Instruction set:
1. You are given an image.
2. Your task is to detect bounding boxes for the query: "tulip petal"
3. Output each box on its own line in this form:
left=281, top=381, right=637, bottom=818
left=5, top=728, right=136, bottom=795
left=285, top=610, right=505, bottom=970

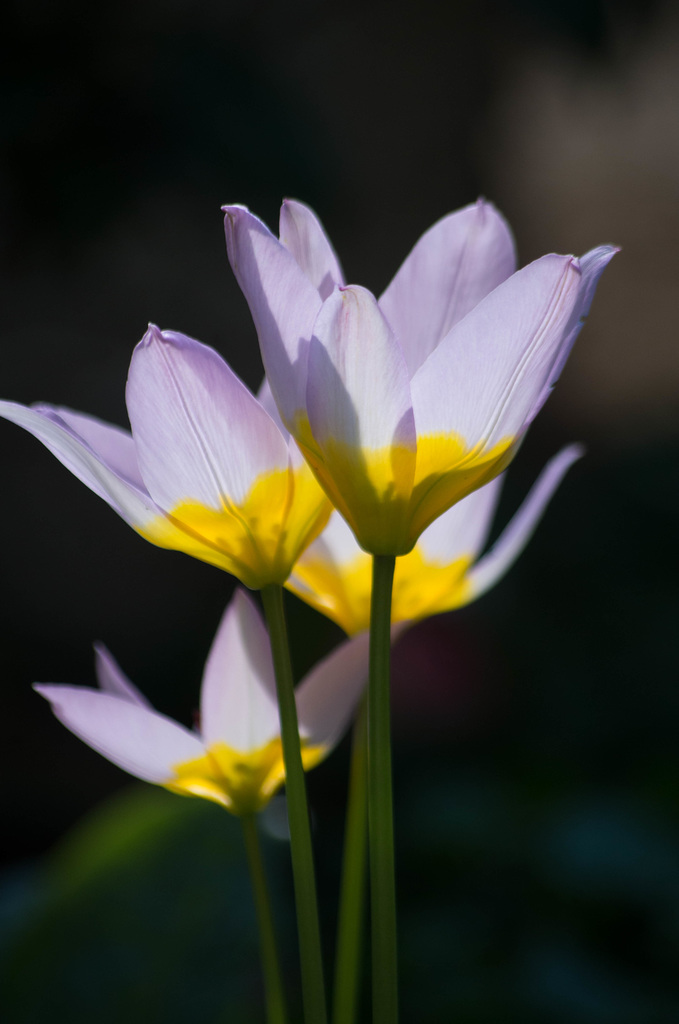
left=127, top=326, right=288, bottom=512
left=34, top=684, right=205, bottom=783
left=223, top=205, right=322, bottom=427
left=416, top=474, right=504, bottom=566
left=468, top=445, right=583, bottom=598
left=200, top=590, right=279, bottom=751
left=305, top=286, right=417, bottom=551
left=0, top=400, right=160, bottom=528
left=411, top=254, right=587, bottom=450
left=380, top=200, right=516, bottom=375
left=35, top=405, right=145, bottom=490
left=279, top=199, right=344, bottom=299
left=93, top=643, right=152, bottom=708
left=525, top=245, right=618, bottom=425
left=296, top=630, right=370, bottom=752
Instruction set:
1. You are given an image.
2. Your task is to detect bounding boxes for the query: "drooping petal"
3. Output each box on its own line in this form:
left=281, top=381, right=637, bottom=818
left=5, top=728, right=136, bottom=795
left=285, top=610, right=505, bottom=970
left=467, top=444, right=583, bottom=599
left=296, top=630, right=370, bottom=753
left=305, top=285, right=417, bottom=552
left=223, top=204, right=322, bottom=428
left=0, top=401, right=161, bottom=528
left=379, top=200, right=517, bottom=376
left=279, top=199, right=344, bottom=299
left=200, top=590, right=279, bottom=752
left=35, top=405, right=145, bottom=490
left=127, top=326, right=288, bottom=512
left=34, top=684, right=204, bottom=783
left=93, top=643, right=151, bottom=707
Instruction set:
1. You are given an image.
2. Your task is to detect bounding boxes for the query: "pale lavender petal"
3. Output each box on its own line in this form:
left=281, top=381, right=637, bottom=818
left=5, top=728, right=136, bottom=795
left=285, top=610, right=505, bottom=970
left=307, top=285, right=416, bottom=452
left=223, top=205, right=322, bottom=427
left=126, top=326, right=288, bottom=511
left=200, top=590, right=279, bottom=752
left=380, top=200, right=517, bottom=376
left=296, top=509, right=362, bottom=570
left=411, top=254, right=589, bottom=449
left=525, top=245, right=618, bottom=425
left=279, top=199, right=345, bottom=299
left=0, top=400, right=160, bottom=528
left=34, top=684, right=204, bottom=783
left=93, top=643, right=151, bottom=708
left=468, top=445, right=583, bottom=598
left=296, top=630, right=370, bottom=752
left=35, top=406, right=145, bottom=490
left=416, top=474, right=505, bottom=565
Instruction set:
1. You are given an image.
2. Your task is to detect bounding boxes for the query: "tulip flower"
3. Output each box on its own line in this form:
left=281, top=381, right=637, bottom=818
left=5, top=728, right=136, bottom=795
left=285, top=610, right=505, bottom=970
left=0, top=325, right=331, bottom=588
left=35, top=590, right=369, bottom=816
left=224, top=199, right=616, bottom=555
left=286, top=445, right=582, bottom=635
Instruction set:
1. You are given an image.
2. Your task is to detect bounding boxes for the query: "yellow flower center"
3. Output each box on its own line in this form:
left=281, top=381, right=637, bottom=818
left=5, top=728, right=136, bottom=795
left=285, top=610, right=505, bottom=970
left=288, top=545, right=475, bottom=635
left=136, top=463, right=331, bottom=588
left=166, top=737, right=325, bottom=816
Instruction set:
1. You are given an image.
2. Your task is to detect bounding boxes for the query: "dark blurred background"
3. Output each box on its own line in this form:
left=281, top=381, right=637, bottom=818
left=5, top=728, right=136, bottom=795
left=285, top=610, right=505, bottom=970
left=1, top=0, right=678, bottom=1021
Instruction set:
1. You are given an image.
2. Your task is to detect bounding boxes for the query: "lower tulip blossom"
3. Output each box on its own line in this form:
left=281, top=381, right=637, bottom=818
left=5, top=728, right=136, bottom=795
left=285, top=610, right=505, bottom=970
left=224, top=199, right=616, bottom=555
left=35, top=590, right=370, bottom=816
left=0, top=326, right=331, bottom=588
left=286, top=446, right=582, bottom=635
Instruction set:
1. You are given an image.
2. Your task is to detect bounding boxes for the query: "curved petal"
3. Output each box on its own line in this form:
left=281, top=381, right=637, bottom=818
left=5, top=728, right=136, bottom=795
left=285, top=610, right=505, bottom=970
left=379, top=200, right=517, bottom=375
left=285, top=511, right=372, bottom=635
left=279, top=199, right=344, bottom=299
left=416, top=473, right=505, bottom=565
left=93, top=643, right=152, bottom=708
left=468, top=444, right=583, bottom=598
left=35, top=405, right=145, bottom=489
left=296, top=630, right=370, bottom=752
left=525, top=245, right=619, bottom=425
left=127, top=326, right=289, bottom=512
left=411, top=254, right=587, bottom=450
left=200, top=590, right=279, bottom=751
left=34, top=684, right=205, bottom=783
left=223, top=204, right=322, bottom=428
left=305, top=286, right=417, bottom=552
left=0, top=400, right=160, bottom=528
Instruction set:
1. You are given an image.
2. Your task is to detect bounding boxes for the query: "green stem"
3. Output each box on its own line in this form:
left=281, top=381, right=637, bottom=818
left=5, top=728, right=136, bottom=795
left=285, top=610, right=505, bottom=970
left=368, top=554, right=398, bottom=1024
left=241, top=814, right=288, bottom=1024
left=332, top=695, right=369, bottom=1024
left=261, top=584, right=327, bottom=1024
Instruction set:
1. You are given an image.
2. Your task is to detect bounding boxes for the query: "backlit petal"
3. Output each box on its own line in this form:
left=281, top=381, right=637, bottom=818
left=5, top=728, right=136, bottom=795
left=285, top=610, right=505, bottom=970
left=305, top=286, right=417, bottom=551
left=296, top=631, right=370, bottom=752
left=279, top=199, right=344, bottom=299
left=200, top=591, right=279, bottom=751
left=34, top=684, right=204, bottom=783
left=416, top=474, right=504, bottom=565
left=0, top=400, right=160, bottom=528
left=224, top=204, right=322, bottom=427
left=127, top=326, right=288, bottom=511
left=411, top=254, right=584, bottom=449
left=94, top=643, right=151, bottom=707
left=468, top=444, right=583, bottom=599
left=380, top=200, right=516, bottom=375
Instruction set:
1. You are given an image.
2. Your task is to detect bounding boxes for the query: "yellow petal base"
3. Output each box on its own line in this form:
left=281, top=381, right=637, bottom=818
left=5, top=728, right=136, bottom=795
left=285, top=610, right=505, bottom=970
left=166, top=737, right=325, bottom=816
left=288, top=546, right=475, bottom=635
left=295, top=412, right=514, bottom=556
left=136, top=463, right=331, bottom=589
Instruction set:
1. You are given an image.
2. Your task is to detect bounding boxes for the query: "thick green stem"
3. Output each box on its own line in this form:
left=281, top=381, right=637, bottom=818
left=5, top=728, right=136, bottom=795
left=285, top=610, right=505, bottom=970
left=241, top=814, right=288, bottom=1024
left=332, top=695, right=369, bottom=1024
left=368, top=554, right=398, bottom=1024
left=261, top=584, right=327, bottom=1024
